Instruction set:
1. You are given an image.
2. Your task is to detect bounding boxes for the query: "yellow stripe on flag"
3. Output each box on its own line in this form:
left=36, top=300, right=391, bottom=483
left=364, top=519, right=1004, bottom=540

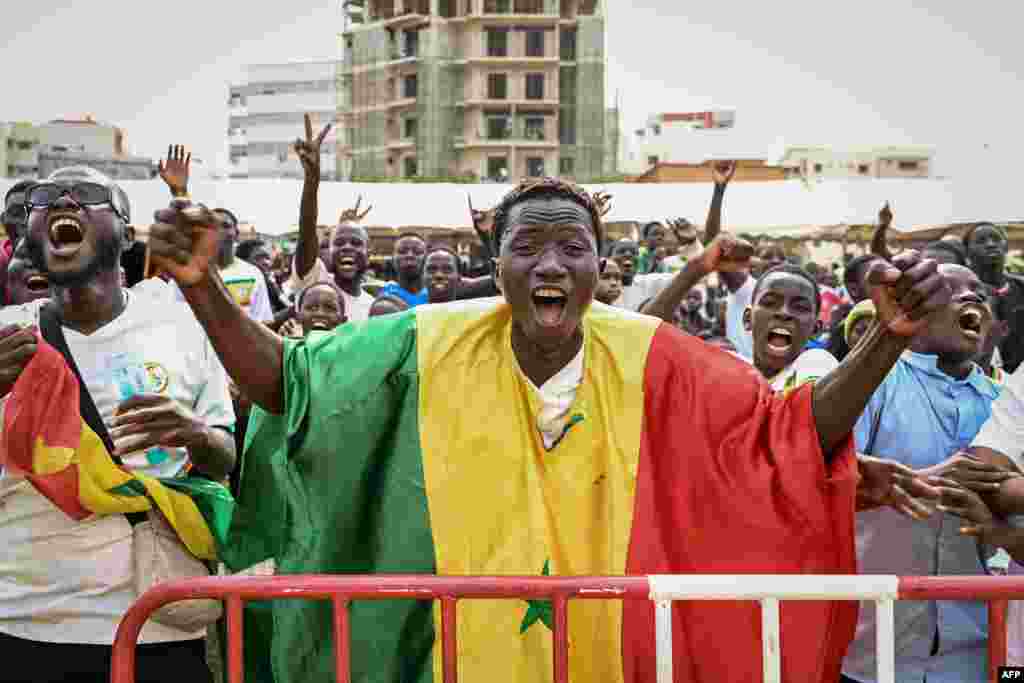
left=416, top=299, right=659, bottom=683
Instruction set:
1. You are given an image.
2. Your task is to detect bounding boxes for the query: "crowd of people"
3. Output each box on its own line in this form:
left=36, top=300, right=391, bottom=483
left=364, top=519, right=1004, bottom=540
left=0, top=112, right=1023, bottom=683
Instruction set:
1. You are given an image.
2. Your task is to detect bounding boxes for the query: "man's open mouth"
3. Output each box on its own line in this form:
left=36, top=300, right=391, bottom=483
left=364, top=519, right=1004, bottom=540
left=310, top=319, right=332, bottom=331
left=337, top=256, right=357, bottom=269
left=957, top=305, right=986, bottom=340
left=532, top=287, right=568, bottom=326
left=25, top=274, right=48, bottom=292
left=764, top=327, right=795, bottom=357
left=48, top=214, right=85, bottom=257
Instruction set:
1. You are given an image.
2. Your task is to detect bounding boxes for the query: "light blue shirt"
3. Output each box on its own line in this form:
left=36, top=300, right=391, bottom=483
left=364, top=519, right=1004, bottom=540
left=843, top=351, right=1001, bottom=683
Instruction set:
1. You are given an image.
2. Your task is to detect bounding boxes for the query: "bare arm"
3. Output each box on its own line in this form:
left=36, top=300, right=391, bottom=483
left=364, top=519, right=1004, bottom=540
left=294, top=114, right=331, bottom=280
left=703, top=162, right=747, bottom=293
left=640, top=235, right=753, bottom=322
left=812, top=253, right=951, bottom=456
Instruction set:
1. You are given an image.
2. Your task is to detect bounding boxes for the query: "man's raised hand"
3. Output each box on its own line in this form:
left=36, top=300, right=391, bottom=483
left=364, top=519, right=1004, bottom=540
left=339, top=195, right=372, bottom=224
left=866, top=249, right=951, bottom=337
left=468, top=195, right=496, bottom=257
left=667, top=217, right=695, bottom=244
left=712, top=160, right=736, bottom=187
left=593, top=191, right=612, bottom=217
left=148, top=202, right=224, bottom=287
left=294, top=113, right=332, bottom=179
left=157, top=145, right=191, bottom=198
left=871, top=202, right=893, bottom=259
left=698, top=233, right=754, bottom=274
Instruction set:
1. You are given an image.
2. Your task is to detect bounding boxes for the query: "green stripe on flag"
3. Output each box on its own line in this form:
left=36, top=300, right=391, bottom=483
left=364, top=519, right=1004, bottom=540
left=232, top=311, right=437, bottom=683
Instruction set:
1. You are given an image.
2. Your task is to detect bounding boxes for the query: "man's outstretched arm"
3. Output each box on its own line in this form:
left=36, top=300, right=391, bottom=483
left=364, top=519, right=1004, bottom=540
left=294, top=113, right=331, bottom=281
left=149, top=203, right=286, bottom=414
left=812, top=252, right=950, bottom=456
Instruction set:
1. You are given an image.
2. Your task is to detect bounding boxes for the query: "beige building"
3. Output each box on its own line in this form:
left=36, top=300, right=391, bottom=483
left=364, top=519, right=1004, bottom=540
left=338, top=0, right=614, bottom=182
left=0, top=123, right=40, bottom=179
left=778, top=145, right=933, bottom=179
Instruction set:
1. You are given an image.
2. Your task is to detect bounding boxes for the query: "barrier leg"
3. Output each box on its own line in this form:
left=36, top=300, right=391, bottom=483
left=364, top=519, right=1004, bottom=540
left=655, top=600, right=673, bottom=683
left=989, top=599, right=1008, bottom=683
left=441, top=597, right=458, bottom=683
left=761, top=598, right=781, bottom=683
left=332, top=597, right=351, bottom=683
left=226, top=596, right=245, bottom=683
left=875, top=598, right=895, bottom=683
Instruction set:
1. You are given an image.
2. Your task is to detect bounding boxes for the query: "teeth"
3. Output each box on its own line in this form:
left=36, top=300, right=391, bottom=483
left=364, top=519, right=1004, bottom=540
left=50, top=217, right=83, bottom=242
left=770, top=328, right=793, bottom=338
left=535, top=288, right=564, bottom=298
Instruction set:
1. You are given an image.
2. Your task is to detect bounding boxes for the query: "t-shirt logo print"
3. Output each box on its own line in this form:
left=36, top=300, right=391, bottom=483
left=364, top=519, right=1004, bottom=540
left=226, top=279, right=257, bottom=307
left=144, top=362, right=170, bottom=394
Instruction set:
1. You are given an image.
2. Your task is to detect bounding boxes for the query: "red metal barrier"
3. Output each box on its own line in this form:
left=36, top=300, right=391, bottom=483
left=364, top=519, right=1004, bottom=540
left=109, top=574, right=1024, bottom=683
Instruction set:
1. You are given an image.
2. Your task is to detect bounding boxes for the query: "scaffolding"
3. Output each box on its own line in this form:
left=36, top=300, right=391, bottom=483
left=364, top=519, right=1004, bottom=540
left=339, top=0, right=611, bottom=182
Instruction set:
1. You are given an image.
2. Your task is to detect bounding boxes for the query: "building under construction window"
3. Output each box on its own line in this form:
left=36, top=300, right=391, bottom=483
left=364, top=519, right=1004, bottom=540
left=403, top=74, right=418, bottom=98
left=525, top=29, right=544, bottom=57
left=525, top=73, right=544, bottom=100
left=526, top=157, right=545, bottom=177
left=487, top=28, right=509, bottom=57
left=488, top=73, right=508, bottom=99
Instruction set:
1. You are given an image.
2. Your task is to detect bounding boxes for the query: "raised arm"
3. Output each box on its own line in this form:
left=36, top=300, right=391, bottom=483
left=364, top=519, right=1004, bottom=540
left=703, top=162, right=747, bottom=293
left=149, top=202, right=286, bottom=414
left=294, top=114, right=332, bottom=280
left=812, top=251, right=950, bottom=455
left=641, top=234, right=753, bottom=322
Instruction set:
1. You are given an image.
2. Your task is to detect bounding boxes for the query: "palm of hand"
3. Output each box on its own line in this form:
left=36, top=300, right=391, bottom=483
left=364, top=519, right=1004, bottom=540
left=158, top=145, right=191, bottom=197
left=150, top=207, right=223, bottom=287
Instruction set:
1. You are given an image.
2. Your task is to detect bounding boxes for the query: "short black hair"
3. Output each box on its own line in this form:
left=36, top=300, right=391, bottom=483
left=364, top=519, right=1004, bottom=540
left=424, top=245, right=463, bottom=275
left=963, top=222, right=1008, bottom=248
left=843, top=254, right=880, bottom=292
left=492, top=178, right=604, bottom=256
left=296, top=281, right=344, bottom=312
left=606, top=238, right=637, bottom=257
left=396, top=232, right=426, bottom=244
left=235, top=239, right=267, bottom=262
left=4, top=180, right=34, bottom=205
left=922, top=240, right=967, bottom=265
left=213, top=207, right=239, bottom=228
left=752, top=263, right=821, bottom=314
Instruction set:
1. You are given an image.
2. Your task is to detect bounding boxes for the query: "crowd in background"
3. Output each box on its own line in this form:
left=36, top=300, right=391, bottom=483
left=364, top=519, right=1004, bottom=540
left=1, top=118, right=1024, bottom=683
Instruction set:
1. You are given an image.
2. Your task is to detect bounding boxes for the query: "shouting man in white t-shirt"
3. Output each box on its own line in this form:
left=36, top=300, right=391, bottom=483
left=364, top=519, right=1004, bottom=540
left=0, top=166, right=235, bottom=682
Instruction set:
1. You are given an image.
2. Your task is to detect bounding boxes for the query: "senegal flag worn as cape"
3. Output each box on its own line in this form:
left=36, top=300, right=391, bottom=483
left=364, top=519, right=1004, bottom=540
left=1, top=334, right=234, bottom=561
left=227, top=298, right=859, bottom=683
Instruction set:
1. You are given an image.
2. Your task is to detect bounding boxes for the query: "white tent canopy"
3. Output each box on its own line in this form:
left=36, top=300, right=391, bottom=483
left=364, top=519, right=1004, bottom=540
left=1, top=177, right=1018, bottom=237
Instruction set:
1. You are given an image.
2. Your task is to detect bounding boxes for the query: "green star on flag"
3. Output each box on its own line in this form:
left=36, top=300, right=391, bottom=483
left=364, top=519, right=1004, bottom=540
left=519, top=560, right=553, bottom=634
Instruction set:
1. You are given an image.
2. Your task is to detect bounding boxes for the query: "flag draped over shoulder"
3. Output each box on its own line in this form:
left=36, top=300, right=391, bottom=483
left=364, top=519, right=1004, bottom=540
left=1, top=335, right=233, bottom=561
left=231, top=298, right=859, bottom=683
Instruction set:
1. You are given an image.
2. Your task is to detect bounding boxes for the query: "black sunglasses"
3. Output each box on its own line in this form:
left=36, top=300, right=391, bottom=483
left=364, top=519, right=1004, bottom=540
left=27, top=181, right=129, bottom=222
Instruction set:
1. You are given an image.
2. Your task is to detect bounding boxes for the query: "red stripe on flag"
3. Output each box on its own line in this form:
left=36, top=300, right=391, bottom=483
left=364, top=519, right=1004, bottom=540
left=621, top=324, right=859, bottom=683
left=27, top=468, right=91, bottom=520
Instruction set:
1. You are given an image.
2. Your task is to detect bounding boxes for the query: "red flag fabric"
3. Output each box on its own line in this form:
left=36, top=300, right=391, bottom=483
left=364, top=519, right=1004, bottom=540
left=623, top=324, right=860, bottom=682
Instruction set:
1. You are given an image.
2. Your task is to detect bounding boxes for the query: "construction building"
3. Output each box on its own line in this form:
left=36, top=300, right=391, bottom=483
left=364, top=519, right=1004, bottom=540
left=228, top=61, right=340, bottom=179
left=337, top=0, right=614, bottom=183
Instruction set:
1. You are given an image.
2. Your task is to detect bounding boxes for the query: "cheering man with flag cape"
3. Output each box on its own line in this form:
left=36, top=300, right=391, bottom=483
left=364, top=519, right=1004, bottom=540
left=150, top=178, right=949, bottom=683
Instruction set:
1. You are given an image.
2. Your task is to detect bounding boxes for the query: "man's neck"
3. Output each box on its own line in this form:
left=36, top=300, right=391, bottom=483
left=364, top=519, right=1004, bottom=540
left=53, top=270, right=126, bottom=335
left=218, top=252, right=235, bottom=270
left=511, top=323, right=583, bottom=388
left=936, top=354, right=974, bottom=381
left=397, top=273, right=423, bottom=294
left=334, top=272, right=364, bottom=297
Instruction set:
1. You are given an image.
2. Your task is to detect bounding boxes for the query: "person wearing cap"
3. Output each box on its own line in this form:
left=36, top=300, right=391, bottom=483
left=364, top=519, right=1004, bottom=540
left=964, top=222, right=1024, bottom=373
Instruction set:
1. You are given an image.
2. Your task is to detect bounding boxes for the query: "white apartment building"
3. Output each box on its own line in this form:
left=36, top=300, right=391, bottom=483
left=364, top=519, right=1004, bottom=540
left=778, top=145, right=933, bottom=179
left=622, top=110, right=748, bottom=174
left=228, top=61, right=340, bottom=179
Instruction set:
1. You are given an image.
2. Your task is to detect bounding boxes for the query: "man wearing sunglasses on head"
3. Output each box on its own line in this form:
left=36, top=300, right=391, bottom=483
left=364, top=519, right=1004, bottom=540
left=0, top=166, right=235, bottom=683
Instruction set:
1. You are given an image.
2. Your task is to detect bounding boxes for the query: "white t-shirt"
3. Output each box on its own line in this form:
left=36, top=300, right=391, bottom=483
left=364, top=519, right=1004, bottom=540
left=0, top=282, right=235, bottom=645
left=760, top=348, right=838, bottom=392
left=287, top=256, right=374, bottom=322
left=613, top=273, right=676, bottom=312
left=726, top=276, right=755, bottom=359
left=521, top=348, right=584, bottom=450
left=973, top=362, right=1024, bottom=470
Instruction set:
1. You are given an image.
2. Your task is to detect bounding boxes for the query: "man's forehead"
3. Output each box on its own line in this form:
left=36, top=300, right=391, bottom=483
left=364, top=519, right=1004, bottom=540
left=939, top=263, right=980, bottom=285
left=333, top=224, right=367, bottom=240
left=758, top=272, right=814, bottom=298
left=507, top=197, right=592, bottom=225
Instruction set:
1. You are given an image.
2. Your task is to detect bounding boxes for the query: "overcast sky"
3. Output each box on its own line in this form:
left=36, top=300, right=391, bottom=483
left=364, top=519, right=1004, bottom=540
left=3, top=1, right=1021, bottom=177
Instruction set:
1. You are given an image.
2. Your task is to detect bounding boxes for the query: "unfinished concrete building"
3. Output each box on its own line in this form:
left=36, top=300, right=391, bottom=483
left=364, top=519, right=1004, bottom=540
left=338, top=0, right=613, bottom=182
